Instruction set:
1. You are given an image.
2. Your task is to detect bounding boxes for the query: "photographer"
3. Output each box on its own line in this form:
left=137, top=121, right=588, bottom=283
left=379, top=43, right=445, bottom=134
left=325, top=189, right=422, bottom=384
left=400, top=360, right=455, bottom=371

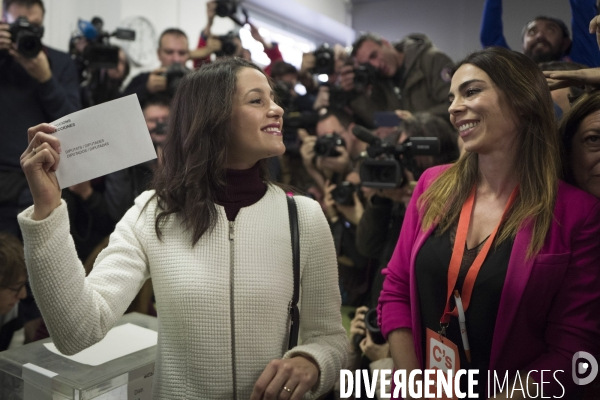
left=0, top=0, right=80, bottom=236
left=123, top=28, right=189, bottom=105
left=347, top=306, right=392, bottom=400
left=341, top=32, right=454, bottom=128
left=79, top=46, right=130, bottom=108
left=299, top=109, right=367, bottom=193
left=301, top=44, right=350, bottom=111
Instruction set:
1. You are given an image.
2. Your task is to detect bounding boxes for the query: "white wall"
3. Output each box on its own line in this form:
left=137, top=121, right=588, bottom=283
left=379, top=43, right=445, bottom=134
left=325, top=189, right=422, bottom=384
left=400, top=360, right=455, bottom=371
left=351, top=0, right=573, bottom=62
left=41, top=0, right=235, bottom=67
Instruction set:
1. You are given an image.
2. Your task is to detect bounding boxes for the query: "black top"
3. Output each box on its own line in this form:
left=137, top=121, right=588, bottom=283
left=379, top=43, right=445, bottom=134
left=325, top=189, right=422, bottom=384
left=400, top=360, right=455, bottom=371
left=416, top=227, right=513, bottom=397
left=215, top=163, right=267, bottom=221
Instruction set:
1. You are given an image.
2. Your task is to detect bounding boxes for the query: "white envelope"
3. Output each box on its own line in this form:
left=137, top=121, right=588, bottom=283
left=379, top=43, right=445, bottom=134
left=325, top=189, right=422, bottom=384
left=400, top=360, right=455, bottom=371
left=51, top=95, right=157, bottom=188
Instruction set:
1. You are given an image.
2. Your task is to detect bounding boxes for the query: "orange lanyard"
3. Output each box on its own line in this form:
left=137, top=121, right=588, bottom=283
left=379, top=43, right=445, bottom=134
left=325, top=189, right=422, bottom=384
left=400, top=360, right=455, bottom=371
left=440, top=184, right=519, bottom=327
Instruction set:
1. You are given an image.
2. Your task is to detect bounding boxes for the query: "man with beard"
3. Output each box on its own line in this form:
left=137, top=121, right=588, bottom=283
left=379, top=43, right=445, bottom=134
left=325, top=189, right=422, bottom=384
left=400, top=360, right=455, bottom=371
left=480, top=0, right=600, bottom=67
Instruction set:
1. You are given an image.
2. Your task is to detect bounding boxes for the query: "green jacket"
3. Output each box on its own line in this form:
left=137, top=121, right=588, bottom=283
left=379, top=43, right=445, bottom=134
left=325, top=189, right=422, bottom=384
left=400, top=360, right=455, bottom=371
left=349, top=33, right=454, bottom=127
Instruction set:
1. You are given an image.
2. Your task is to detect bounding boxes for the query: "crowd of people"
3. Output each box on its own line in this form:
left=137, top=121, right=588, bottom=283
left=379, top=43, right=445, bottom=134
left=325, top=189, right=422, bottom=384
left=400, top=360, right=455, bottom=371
left=2, top=0, right=600, bottom=398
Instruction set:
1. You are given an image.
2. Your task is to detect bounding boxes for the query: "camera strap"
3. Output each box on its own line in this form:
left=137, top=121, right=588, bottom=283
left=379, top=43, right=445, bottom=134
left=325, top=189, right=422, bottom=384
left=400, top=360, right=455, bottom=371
left=286, top=195, right=300, bottom=350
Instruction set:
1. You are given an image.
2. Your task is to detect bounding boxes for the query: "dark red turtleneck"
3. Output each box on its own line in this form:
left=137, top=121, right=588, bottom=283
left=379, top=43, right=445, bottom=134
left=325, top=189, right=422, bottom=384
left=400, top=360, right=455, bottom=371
left=215, top=163, right=267, bottom=221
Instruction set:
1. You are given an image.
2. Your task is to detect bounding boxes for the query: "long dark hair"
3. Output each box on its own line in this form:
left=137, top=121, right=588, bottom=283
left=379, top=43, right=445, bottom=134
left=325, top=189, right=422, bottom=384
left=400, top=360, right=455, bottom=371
left=419, top=47, right=560, bottom=257
left=151, top=58, right=273, bottom=245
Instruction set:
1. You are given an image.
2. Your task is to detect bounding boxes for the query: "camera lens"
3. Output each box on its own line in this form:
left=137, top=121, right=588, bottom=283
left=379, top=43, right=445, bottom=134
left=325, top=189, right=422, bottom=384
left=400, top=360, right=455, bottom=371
left=16, top=33, right=42, bottom=58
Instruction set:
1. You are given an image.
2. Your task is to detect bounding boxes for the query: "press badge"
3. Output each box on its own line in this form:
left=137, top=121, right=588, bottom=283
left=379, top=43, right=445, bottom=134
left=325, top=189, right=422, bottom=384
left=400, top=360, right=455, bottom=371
left=425, top=327, right=459, bottom=400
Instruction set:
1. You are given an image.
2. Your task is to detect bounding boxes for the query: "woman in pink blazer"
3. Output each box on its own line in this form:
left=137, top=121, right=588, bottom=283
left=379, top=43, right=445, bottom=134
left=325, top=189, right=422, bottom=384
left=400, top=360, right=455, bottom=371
left=378, top=47, right=600, bottom=399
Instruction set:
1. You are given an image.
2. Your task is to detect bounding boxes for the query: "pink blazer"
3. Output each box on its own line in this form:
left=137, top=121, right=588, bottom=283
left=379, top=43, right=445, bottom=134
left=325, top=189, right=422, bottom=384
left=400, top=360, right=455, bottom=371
left=378, top=165, right=600, bottom=396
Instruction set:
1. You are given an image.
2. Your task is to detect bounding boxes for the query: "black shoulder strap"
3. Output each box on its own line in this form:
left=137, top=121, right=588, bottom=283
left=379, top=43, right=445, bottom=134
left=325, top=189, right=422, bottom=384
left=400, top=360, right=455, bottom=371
left=286, top=195, right=300, bottom=350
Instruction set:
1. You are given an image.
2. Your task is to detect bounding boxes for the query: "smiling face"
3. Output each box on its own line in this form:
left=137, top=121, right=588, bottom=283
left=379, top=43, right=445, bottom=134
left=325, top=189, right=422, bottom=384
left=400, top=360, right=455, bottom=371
left=570, top=110, right=600, bottom=198
left=523, top=19, right=569, bottom=63
left=354, top=39, right=399, bottom=78
left=448, top=64, right=520, bottom=155
left=228, top=67, right=285, bottom=169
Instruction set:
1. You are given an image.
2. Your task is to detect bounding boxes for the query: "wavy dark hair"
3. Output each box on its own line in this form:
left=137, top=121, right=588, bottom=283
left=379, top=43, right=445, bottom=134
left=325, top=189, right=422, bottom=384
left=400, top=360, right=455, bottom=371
left=151, top=58, right=274, bottom=245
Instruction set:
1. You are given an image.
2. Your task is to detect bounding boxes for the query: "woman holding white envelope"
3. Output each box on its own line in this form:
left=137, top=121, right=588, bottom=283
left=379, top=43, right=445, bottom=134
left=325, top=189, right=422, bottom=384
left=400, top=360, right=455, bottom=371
left=18, top=58, right=347, bottom=400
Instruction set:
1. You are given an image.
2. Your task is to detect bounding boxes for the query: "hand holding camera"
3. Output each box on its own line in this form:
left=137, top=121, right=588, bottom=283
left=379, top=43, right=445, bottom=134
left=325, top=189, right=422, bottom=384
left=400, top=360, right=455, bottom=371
left=0, top=23, right=11, bottom=51
left=1, top=19, right=51, bottom=82
left=325, top=178, right=364, bottom=226
left=146, top=67, right=167, bottom=93
left=350, top=307, right=389, bottom=362
left=316, top=140, right=351, bottom=175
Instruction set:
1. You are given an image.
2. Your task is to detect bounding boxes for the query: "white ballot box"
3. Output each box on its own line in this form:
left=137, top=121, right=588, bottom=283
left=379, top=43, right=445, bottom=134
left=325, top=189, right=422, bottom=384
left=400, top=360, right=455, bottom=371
left=0, top=313, right=158, bottom=400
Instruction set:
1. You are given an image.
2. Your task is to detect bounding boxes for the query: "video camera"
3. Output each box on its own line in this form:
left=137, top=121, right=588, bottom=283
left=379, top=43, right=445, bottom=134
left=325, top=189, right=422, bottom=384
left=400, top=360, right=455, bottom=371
left=77, top=18, right=135, bottom=69
left=9, top=17, right=44, bottom=58
left=352, top=308, right=386, bottom=352
left=352, top=125, right=439, bottom=189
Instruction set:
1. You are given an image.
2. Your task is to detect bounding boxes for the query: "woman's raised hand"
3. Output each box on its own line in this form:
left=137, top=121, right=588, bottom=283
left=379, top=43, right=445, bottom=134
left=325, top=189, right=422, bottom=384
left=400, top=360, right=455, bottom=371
left=20, top=123, right=62, bottom=220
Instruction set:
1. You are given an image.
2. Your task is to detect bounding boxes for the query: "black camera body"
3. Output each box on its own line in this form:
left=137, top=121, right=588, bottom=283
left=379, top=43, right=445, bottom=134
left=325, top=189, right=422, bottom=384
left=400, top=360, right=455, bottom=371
left=165, top=63, right=190, bottom=96
left=151, top=121, right=168, bottom=136
left=314, top=133, right=345, bottom=157
left=77, top=19, right=135, bottom=69
left=352, top=308, right=386, bottom=353
left=353, top=63, right=377, bottom=93
left=331, top=181, right=358, bottom=206
left=215, top=32, right=238, bottom=57
left=216, top=0, right=238, bottom=18
left=9, top=17, right=44, bottom=58
left=360, top=137, right=440, bottom=189
left=312, top=44, right=335, bottom=75
left=351, top=125, right=440, bottom=189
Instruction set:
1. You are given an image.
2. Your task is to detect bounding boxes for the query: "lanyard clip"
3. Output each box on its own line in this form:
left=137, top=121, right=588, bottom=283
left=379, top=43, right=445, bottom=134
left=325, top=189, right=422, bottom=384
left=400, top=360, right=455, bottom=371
left=438, top=323, right=448, bottom=339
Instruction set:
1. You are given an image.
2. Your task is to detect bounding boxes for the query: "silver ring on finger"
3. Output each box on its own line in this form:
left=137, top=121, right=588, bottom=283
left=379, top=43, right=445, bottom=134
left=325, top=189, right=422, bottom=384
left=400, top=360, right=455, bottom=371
left=32, top=147, right=37, bottom=155
left=282, top=386, right=292, bottom=393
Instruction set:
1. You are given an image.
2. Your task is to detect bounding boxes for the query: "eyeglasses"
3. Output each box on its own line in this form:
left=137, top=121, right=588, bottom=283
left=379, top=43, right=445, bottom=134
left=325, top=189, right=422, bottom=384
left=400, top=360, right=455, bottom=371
left=0, top=281, right=27, bottom=295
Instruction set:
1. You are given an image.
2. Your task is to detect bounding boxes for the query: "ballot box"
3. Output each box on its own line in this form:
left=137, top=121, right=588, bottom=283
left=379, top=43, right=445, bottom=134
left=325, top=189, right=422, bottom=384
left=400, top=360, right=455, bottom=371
left=0, top=312, right=158, bottom=400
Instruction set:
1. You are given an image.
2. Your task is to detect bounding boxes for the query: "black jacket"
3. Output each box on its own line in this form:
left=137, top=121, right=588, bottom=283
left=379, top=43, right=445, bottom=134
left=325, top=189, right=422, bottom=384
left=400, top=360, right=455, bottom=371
left=0, top=46, right=81, bottom=172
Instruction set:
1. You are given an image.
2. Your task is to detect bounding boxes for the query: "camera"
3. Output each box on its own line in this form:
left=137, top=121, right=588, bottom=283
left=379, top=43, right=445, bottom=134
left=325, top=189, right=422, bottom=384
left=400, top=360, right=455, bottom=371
left=150, top=121, right=168, bottom=136
left=327, top=85, right=350, bottom=110
left=314, top=133, right=345, bottom=157
left=215, top=32, right=238, bottom=57
left=165, top=63, right=190, bottom=96
left=352, top=125, right=440, bottom=189
left=9, top=17, right=44, bottom=58
left=215, top=0, right=239, bottom=18
left=312, top=44, right=335, bottom=75
left=331, top=181, right=358, bottom=206
left=76, top=18, right=135, bottom=69
left=352, top=308, right=386, bottom=352
left=353, top=63, right=377, bottom=93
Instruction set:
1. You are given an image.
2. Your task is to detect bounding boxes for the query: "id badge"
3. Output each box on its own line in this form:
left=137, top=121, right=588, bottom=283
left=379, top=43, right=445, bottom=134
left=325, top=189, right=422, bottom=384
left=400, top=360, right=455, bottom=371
left=425, top=328, right=460, bottom=400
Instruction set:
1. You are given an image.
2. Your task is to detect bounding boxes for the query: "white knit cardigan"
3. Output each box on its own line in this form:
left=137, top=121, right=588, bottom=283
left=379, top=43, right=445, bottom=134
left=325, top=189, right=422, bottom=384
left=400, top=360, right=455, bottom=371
left=18, top=185, right=348, bottom=399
